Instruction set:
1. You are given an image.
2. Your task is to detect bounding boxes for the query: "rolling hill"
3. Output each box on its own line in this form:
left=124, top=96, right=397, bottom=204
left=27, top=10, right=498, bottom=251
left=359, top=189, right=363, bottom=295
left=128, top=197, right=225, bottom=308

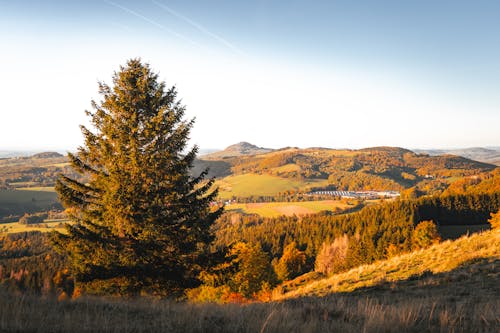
left=1, top=146, right=496, bottom=205
left=198, top=144, right=497, bottom=198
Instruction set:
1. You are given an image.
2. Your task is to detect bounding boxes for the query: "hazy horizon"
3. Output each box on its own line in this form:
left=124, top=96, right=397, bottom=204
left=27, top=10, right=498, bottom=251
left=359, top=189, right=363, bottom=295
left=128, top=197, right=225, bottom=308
left=1, top=142, right=500, bottom=157
left=1, top=1, right=499, bottom=150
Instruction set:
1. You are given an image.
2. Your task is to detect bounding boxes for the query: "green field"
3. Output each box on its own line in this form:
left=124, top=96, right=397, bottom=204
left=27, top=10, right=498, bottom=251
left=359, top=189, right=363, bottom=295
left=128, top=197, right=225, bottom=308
left=225, top=200, right=353, bottom=217
left=0, top=189, right=61, bottom=219
left=0, top=219, right=70, bottom=234
left=216, top=173, right=329, bottom=199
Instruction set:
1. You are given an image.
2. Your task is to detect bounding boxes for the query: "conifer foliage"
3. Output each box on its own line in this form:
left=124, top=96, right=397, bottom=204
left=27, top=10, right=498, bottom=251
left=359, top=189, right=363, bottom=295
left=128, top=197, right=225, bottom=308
left=52, top=59, right=222, bottom=296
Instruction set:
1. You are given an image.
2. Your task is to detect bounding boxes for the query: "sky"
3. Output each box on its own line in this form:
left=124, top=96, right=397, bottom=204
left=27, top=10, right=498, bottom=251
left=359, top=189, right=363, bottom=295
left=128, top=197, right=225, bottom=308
left=0, top=0, right=499, bottom=151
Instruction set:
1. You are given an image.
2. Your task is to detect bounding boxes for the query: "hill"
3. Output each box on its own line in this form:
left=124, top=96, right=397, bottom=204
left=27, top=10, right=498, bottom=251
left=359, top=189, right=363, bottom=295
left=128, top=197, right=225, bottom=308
left=201, top=142, right=273, bottom=160
left=275, top=229, right=499, bottom=299
left=200, top=145, right=496, bottom=199
left=32, top=152, right=64, bottom=159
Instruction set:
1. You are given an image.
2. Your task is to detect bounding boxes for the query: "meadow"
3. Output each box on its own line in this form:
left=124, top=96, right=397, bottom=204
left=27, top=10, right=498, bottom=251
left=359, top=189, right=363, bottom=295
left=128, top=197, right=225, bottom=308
left=0, top=219, right=69, bottom=234
left=0, top=189, right=61, bottom=221
left=225, top=200, right=354, bottom=217
left=215, top=173, right=329, bottom=199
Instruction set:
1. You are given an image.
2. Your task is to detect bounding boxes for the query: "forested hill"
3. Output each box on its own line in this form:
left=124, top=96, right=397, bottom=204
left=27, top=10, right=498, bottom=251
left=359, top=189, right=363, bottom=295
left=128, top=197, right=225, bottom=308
left=196, top=145, right=496, bottom=192
left=0, top=146, right=496, bottom=194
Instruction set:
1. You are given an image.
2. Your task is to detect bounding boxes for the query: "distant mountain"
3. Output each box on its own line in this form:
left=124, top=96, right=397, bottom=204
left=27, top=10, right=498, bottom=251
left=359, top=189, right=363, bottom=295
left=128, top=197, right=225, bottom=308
left=201, top=142, right=273, bottom=160
left=32, top=152, right=64, bottom=159
left=413, top=147, right=500, bottom=165
left=195, top=145, right=497, bottom=197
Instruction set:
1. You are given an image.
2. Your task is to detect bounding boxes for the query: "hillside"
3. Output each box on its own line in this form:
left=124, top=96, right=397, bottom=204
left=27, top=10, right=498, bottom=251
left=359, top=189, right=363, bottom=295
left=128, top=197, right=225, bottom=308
left=275, top=229, right=499, bottom=299
left=200, top=145, right=496, bottom=198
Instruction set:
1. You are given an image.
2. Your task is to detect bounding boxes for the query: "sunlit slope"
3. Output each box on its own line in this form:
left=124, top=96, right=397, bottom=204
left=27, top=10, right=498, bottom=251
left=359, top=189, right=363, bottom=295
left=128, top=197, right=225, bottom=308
left=275, top=229, right=499, bottom=299
left=215, top=173, right=329, bottom=199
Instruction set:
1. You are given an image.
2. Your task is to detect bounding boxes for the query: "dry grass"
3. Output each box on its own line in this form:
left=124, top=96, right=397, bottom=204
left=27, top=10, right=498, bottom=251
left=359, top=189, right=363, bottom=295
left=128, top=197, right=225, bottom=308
left=16, top=186, right=56, bottom=192
left=225, top=200, right=351, bottom=217
left=276, top=229, right=500, bottom=299
left=1, top=281, right=497, bottom=333
left=0, top=220, right=71, bottom=234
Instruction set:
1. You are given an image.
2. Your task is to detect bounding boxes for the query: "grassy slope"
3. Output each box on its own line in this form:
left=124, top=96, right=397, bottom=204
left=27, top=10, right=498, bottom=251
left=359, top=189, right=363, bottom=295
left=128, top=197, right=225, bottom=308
left=216, top=173, right=329, bottom=199
left=275, top=229, right=499, bottom=299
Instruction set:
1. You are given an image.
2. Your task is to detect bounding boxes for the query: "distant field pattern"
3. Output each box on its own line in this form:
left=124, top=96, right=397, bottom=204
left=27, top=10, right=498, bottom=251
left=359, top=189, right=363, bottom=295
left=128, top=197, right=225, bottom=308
left=225, top=200, right=352, bottom=217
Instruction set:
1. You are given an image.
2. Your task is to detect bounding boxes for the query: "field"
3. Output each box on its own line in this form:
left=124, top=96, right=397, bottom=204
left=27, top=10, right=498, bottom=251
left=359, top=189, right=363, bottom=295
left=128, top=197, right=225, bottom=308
left=0, top=189, right=61, bottom=220
left=0, top=288, right=496, bottom=333
left=216, top=173, right=329, bottom=199
left=0, top=219, right=70, bottom=234
left=225, top=200, right=354, bottom=217
left=16, top=186, right=56, bottom=192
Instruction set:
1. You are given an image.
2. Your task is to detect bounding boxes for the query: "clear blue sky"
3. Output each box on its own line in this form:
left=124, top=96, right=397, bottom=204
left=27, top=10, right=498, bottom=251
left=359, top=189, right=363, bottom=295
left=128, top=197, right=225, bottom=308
left=1, top=0, right=499, bottom=150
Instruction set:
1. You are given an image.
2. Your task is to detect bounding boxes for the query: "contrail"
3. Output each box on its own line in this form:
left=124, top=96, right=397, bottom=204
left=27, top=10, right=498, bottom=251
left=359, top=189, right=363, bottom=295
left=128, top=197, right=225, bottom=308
left=152, top=0, right=245, bottom=56
left=104, top=0, right=204, bottom=49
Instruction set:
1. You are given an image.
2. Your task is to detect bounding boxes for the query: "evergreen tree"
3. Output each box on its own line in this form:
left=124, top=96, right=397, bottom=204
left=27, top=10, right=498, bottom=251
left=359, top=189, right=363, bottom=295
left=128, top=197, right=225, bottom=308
left=52, top=59, right=223, bottom=296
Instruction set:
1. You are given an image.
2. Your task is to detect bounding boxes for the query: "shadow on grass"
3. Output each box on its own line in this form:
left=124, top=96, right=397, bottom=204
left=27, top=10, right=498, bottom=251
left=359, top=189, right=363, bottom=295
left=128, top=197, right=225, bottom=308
left=290, top=256, right=499, bottom=303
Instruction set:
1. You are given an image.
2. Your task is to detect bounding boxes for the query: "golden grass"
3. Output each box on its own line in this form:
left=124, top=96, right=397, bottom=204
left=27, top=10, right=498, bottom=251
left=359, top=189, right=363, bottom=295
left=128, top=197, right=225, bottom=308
left=276, top=229, right=500, bottom=299
left=15, top=186, right=56, bottom=192
left=226, top=200, right=351, bottom=217
left=1, top=269, right=497, bottom=333
left=271, top=163, right=301, bottom=173
left=0, top=220, right=71, bottom=234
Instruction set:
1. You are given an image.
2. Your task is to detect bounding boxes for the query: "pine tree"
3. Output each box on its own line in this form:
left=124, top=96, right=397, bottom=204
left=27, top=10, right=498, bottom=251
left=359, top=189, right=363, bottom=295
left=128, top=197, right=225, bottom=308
left=52, top=59, right=223, bottom=296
